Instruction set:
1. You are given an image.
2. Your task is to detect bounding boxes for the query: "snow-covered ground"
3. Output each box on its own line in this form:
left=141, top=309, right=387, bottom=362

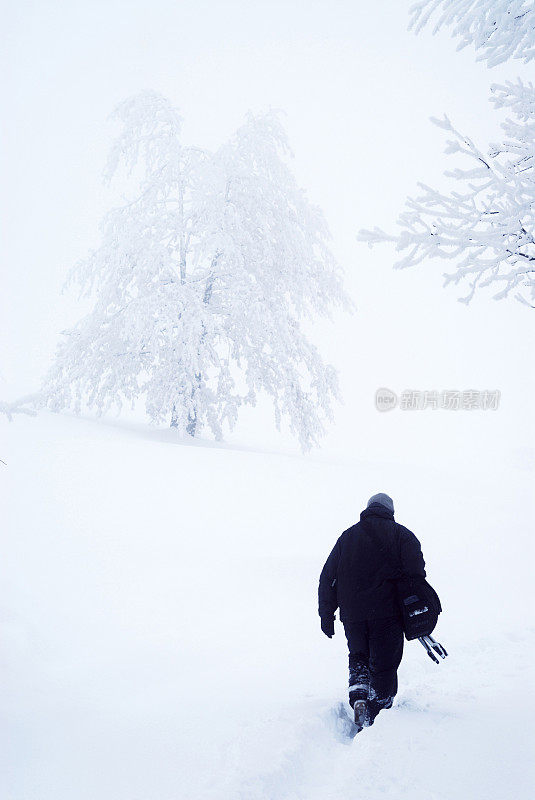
left=2, top=412, right=534, bottom=799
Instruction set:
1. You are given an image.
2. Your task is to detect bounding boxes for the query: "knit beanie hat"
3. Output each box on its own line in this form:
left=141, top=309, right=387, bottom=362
left=367, top=492, right=394, bottom=513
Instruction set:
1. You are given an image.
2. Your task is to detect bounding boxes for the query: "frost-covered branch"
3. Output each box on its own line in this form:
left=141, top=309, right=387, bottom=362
left=0, top=394, right=40, bottom=421
left=360, top=2, right=535, bottom=308
left=359, top=81, right=535, bottom=306
left=409, top=0, right=535, bottom=67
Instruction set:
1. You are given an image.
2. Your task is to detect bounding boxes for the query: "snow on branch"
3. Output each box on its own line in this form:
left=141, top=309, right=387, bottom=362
left=359, top=80, right=535, bottom=307
left=0, top=394, right=40, bottom=421
left=409, top=0, right=535, bottom=67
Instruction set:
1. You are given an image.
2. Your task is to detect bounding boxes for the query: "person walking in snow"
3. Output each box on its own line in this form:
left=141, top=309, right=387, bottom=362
left=318, top=493, right=426, bottom=731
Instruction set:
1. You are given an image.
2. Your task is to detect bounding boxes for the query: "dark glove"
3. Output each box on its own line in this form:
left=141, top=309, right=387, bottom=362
left=321, top=616, right=335, bottom=638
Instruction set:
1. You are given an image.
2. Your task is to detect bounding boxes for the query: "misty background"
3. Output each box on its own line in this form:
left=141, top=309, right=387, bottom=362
left=2, top=0, right=533, bottom=476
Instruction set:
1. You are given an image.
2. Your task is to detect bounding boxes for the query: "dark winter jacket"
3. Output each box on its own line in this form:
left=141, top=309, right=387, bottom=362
left=318, top=504, right=426, bottom=623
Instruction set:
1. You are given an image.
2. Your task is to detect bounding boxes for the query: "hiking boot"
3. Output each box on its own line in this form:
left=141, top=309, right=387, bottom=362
left=353, top=699, right=368, bottom=729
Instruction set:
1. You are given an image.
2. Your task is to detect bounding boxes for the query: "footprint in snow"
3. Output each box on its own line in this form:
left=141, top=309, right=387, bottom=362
left=330, top=702, right=360, bottom=742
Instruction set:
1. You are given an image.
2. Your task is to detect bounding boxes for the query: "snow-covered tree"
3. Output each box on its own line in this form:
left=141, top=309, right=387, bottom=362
left=409, top=0, right=535, bottom=67
left=43, top=92, right=350, bottom=450
left=359, top=1, right=535, bottom=308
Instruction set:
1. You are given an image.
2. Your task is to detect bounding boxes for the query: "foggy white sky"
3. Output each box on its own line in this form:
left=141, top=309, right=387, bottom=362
left=1, top=0, right=533, bottom=473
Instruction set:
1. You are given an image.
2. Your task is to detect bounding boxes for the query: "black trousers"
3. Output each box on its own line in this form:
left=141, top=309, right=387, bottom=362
left=343, top=615, right=404, bottom=722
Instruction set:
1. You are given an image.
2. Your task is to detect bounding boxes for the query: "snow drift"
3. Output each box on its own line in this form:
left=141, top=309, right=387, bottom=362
left=1, top=412, right=533, bottom=799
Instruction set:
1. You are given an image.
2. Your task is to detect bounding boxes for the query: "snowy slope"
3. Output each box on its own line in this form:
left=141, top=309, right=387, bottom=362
left=1, top=413, right=534, bottom=800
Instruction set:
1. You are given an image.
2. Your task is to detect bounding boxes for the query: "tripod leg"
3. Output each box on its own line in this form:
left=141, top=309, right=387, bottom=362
left=418, top=636, right=439, bottom=664
left=426, top=635, right=448, bottom=659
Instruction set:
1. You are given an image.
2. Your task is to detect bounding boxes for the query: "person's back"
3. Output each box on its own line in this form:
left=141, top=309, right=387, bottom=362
left=318, top=492, right=426, bottom=731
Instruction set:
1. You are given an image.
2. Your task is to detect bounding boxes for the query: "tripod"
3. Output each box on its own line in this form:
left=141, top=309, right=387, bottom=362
left=418, top=634, right=448, bottom=664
